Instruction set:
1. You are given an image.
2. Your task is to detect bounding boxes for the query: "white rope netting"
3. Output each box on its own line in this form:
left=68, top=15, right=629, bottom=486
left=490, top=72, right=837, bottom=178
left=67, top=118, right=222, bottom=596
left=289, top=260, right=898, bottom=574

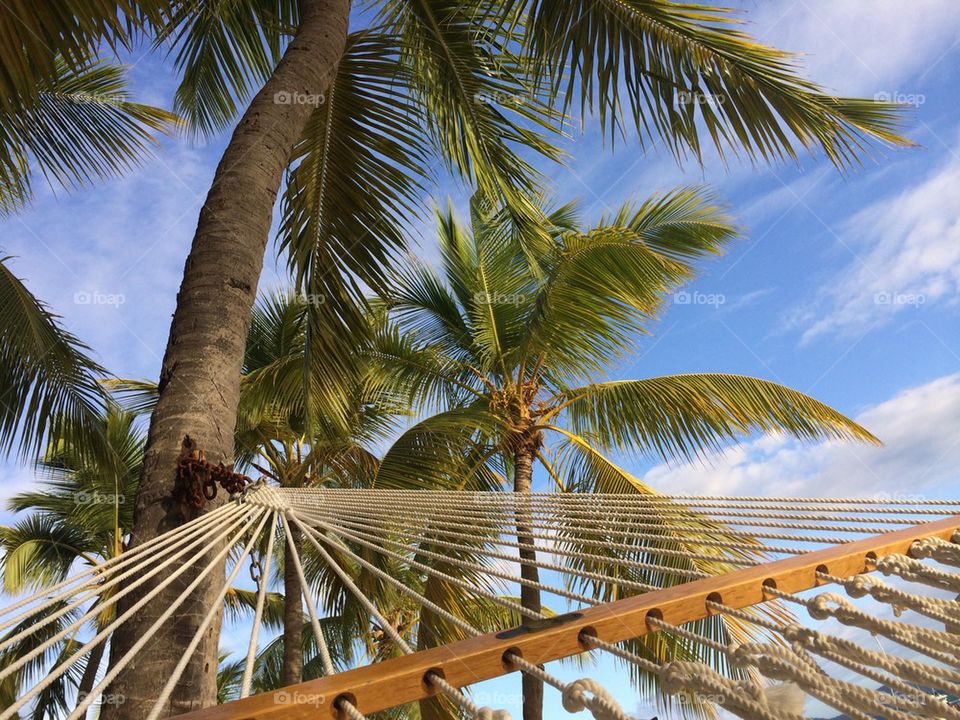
left=1, top=486, right=957, bottom=720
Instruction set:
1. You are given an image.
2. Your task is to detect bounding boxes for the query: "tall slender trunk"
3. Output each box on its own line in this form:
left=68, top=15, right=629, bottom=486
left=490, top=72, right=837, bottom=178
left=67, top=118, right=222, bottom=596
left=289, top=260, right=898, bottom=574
left=514, top=440, right=543, bottom=720
left=100, top=2, right=350, bottom=717
left=282, top=523, right=304, bottom=686
left=76, top=636, right=106, bottom=710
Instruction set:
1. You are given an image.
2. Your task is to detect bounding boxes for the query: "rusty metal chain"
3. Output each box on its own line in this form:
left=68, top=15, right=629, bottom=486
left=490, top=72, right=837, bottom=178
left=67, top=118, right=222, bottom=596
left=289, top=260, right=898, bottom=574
left=174, top=452, right=252, bottom=509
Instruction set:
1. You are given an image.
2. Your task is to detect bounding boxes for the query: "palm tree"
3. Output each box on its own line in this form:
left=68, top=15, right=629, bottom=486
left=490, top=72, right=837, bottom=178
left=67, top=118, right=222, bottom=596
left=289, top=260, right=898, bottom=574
left=367, top=189, right=879, bottom=719
left=0, top=406, right=142, bottom=717
left=4, top=2, right=912, bottom=712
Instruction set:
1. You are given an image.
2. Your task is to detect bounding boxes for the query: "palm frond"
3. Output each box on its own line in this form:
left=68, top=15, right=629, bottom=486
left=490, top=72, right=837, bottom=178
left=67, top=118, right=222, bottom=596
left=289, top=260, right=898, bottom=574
left=520, top=227, right=691, bottom=377
left=0, top=0, right=162, bottom=110
left=366, top=324, right=484, bottom=413
left=101, top=378, right=159, bottom=416
left=0, top=603, right=87, bottom=718
left=602, top=186, right=736, bottom=261
left=155, top=0, right=298, bottom=134
left=0, top=58, right=177, bottom=213
left=223, top=587, right=286, bottom=630
left=0, top=516, right=98, bottom=593
left=0, top=258, right=107, bottom=460
left=278, top=30, right=433, bottom=429
left=553, top=373, right=879, bottom=463
left=378, top=0, right=562, bottom=211
left=517, top=0, right=912, bottom=165
left=374, top=406, right=506, bottom=491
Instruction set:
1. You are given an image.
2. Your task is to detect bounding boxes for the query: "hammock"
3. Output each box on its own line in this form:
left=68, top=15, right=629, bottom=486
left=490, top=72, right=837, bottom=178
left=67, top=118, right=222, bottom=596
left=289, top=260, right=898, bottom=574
left=2, top=485, right=959, bottom=720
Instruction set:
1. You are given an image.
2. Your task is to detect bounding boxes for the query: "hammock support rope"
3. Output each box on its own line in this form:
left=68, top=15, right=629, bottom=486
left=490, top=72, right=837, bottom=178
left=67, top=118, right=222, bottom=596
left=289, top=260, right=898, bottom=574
left=1, top=486, right=957, bottom=720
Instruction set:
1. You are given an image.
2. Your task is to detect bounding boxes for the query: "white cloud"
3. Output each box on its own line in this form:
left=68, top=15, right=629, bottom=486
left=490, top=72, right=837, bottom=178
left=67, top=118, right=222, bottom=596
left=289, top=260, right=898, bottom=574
left=639, top=373, right=960, bottom=498
left=743, top=0, right=960, bottom=96
left=789, top=145, right=960, bottom=341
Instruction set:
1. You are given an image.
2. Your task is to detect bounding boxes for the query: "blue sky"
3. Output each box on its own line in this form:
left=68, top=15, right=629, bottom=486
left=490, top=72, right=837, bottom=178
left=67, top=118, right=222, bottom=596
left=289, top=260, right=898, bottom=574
left=2, top=0, right=960, bottom=717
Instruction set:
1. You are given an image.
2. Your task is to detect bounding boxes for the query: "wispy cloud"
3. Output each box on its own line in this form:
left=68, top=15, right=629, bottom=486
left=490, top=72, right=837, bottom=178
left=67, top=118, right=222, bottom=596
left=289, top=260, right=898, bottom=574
left=746, top=0, right=960, bottom=96
left=788, top=143, right=960, bottom=342
left=2, top=139, right=223, bottom=380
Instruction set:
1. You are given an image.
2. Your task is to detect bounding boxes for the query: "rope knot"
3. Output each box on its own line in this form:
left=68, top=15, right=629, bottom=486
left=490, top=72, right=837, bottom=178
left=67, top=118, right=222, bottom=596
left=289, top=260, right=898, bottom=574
left=911, top=537, right=960, bottom=566
left=561, top=677, right=626, bottom=720
left=476, top=708, right=512, bottom=719
left=875, top=554, right=913, bottom=577
left=808, top=593, right=843, bottom=620
left=842, top=574, right=874, bottom=598
left=781, top=624, right=816, bottom=647
left=660, top=662, right=698, bottom=695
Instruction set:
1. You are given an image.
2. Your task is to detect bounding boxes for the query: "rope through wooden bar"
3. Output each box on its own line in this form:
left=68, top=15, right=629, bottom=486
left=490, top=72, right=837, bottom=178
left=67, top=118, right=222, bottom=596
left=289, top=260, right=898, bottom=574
left=170, top=490, right=959, bottom=720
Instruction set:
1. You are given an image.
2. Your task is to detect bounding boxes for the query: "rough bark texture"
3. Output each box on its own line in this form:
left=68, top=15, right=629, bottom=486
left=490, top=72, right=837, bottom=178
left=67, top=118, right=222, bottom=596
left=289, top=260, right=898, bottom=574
left=101, top=1, right=351, bottom=717
left=282, top=523, right=304, bottom=686
left=514, top=442, right=543, bottom=720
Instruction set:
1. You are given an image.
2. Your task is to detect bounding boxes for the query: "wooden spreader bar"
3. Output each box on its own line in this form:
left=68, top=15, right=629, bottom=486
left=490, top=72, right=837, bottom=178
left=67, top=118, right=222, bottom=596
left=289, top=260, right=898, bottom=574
left=177, top=514, right=960, bottom=720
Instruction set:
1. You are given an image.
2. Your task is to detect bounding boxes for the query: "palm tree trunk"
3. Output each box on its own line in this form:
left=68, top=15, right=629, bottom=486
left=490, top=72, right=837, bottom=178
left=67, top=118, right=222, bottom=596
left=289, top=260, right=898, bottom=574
left=100, top=2, right=351, bottom=717
left=514, top=441, right=543, bottom=720
left=76, top=637, right=106, bottom=709
left=283, top=523, right=304, bottom=686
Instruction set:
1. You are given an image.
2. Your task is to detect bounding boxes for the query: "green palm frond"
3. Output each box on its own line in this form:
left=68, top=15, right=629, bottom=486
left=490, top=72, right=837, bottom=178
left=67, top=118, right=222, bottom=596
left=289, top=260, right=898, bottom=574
left=377, top=0, right=562, bottom=210
left=2, top=405, right=143, bottom=594
left=235, top=614, right=355, bottom=696
left=240, top=292, right=312, bottom=437
left=552, top=373, right=879, bottom=463
left=520, top=227, right=691, bottom=377
left=101, top=378, right=158, bottom=416
left=367, top=324, right=483, bottom=412
left=216, top=653, right=245, bottom=704
left=154, top=0, right=298, bottom=134
left=601, top=186, right=737, bottom=261
left=374, top=407, right=506, bottom=491
left=0, top=602, right=86, bottom=708
left=0, top=58, right=177, bottom=214
left=0, top=258, right=107, bottom=460
left=521, top=188, right=736, bottom=377
left=0, top=0, right=162, bottom=111
left=278, top=30, right=433, bottom=428
left=0, top=516, right=99, bottom=593
left=516, top=0, right=911, bottom=165
left=223, top=587, right=286, bottom=630
left=380, top=251, right=476, bottom=363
